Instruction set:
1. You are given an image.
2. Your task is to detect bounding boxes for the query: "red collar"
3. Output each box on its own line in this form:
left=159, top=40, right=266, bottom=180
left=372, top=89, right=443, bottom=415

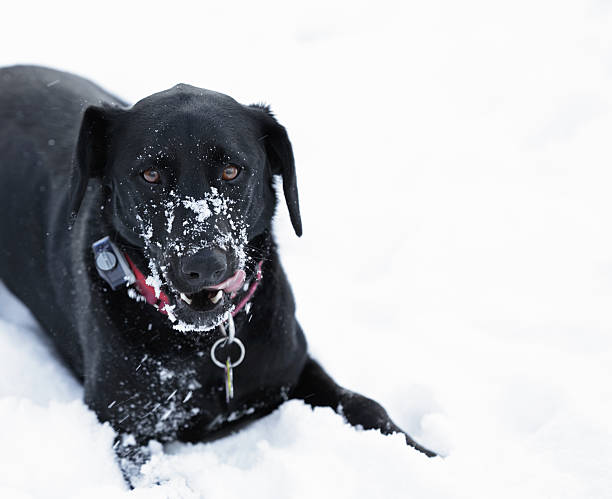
left=230, top=260, right=263, bottom=317
left=124, top=254, right=263, bottom=318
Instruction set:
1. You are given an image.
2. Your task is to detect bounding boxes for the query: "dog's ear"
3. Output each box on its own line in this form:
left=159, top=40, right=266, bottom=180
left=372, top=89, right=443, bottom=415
left=249, top=104, right=302, bottom=237
left=68, top=104, right=116, bottom=228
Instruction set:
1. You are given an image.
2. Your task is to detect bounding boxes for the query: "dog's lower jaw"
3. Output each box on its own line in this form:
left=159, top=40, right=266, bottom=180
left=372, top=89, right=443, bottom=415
left=163, top=233, right=273, bottom=332
left=171, top=315, right=226, bottom=333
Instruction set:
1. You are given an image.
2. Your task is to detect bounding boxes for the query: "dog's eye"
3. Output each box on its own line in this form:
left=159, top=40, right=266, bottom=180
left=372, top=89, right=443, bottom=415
left=222, top=165, right=240, bottom=181
left=142, top=168, right=161, bottom=184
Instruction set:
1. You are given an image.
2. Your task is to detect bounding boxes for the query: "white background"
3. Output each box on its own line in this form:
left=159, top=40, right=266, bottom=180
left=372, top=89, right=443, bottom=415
left=1, top=1, right=611, bottom=497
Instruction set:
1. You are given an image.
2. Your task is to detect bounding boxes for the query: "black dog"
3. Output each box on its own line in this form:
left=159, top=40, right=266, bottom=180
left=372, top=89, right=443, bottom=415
left=0, top=65, right=434, bottom=481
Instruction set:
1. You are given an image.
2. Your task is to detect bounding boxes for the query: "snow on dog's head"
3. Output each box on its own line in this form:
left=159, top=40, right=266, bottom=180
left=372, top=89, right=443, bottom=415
left=70, top=85, right=301, bottom=332
left=134, top=187, right=249, bottom=332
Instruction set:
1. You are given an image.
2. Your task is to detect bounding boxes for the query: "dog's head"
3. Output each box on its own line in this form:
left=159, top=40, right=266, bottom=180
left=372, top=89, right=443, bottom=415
left=70, top=84, right=301, bottom=331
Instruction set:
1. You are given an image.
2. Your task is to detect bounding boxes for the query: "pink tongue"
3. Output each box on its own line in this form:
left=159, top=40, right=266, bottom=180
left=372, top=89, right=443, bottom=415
left=209, top=270, right=246, bottom=293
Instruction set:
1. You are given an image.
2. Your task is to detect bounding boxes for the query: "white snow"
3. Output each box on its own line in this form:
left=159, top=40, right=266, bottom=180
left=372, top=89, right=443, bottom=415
left=1, top=1, right=612, bottom=497
left=135, top=186, right=248, bottom=332
left=127, top=288, right=146, bottom=303
left=182, top=198, right=211, bottom=223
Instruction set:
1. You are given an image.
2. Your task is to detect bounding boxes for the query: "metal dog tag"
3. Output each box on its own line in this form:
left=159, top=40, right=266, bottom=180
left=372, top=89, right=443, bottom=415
left=211, top=314, right=245, bottom=404
left=92, top=236, right=135, bottom=290
left=225, top=357, right=234, bottom=403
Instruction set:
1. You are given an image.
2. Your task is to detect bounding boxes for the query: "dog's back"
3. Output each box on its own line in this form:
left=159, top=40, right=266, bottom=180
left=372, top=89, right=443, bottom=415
left=0, top=66, right=121, bottom=366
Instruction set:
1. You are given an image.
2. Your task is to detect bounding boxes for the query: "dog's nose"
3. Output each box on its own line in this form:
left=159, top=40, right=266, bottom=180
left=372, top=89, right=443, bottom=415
left=180, top=248, right=228, bottom=286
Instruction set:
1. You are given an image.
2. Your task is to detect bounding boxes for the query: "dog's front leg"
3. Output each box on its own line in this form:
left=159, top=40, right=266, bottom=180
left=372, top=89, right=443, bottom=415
left=291, top=357, right=436, bottom=457
left=112, top=434, right=153, bottom=487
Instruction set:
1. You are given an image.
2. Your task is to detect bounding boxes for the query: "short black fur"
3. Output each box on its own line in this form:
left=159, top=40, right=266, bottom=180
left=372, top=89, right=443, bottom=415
left=0, top=65, right=434, bottom=483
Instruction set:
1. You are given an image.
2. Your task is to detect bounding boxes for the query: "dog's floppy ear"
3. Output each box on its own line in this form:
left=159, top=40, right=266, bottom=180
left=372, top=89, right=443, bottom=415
left=249, top=104, right=302, bottom=237
left=68, top=104, right=116, bottom=228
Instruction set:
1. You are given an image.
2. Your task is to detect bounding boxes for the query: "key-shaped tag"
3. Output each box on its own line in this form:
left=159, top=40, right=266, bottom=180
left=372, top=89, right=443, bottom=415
left=225, top=356, right=234, bottom=403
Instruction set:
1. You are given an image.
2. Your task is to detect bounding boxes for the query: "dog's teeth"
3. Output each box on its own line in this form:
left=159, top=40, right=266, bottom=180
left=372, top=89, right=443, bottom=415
left=180, top=293, right=192, bottom=304
left=210, top=290, right=223, bottom=304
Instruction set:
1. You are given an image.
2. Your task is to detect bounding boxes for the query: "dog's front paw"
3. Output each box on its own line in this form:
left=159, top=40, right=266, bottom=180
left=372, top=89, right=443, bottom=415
left=113, top=434, right=154, bottom=488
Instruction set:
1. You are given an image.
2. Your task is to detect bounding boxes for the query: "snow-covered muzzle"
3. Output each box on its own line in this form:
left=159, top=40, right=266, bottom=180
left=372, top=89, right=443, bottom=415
left=132, top=186, right=250, bottom=332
